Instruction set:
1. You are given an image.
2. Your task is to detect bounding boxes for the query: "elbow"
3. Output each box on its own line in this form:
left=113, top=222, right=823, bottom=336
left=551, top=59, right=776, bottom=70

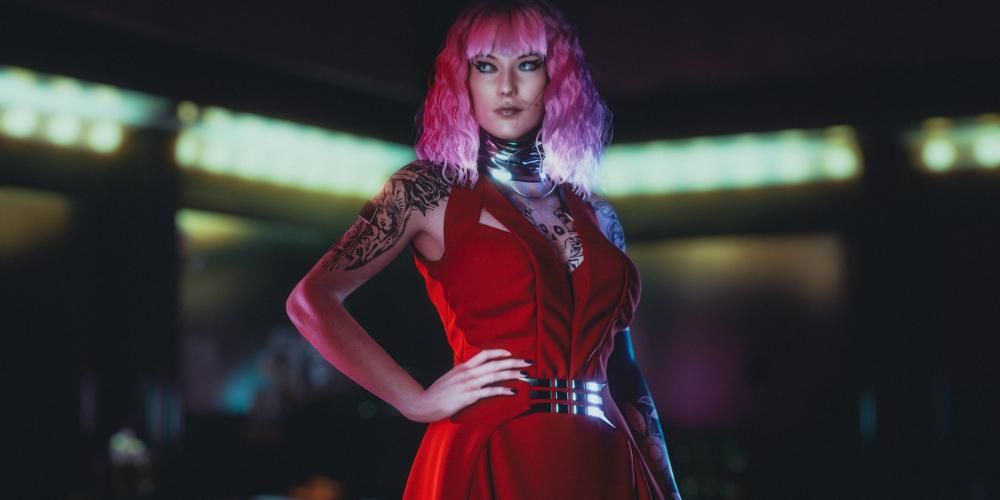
left=285, top=277, right=344, bottom=332
left=285, top=279, right=322, bottom=328
left=285, top=283, right=309, bottom=331
left=285, top=283, right=305, bottom=323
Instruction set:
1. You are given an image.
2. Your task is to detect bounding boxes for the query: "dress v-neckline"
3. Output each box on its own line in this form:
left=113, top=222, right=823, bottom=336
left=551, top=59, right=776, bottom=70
left=477, top=174, right=590, bottom=283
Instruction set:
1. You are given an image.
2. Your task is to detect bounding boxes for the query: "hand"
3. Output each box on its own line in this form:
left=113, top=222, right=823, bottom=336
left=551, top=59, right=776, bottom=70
left=403, top=349, right=532, bottom=423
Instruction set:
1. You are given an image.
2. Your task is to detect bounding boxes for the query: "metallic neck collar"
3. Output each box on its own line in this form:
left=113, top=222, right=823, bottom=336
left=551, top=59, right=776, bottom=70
left=477, top=125, right=546, bottom=183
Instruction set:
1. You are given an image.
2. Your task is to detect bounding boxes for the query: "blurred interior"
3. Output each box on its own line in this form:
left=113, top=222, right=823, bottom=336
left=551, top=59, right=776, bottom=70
left=2, top=1, right=999, bottom=499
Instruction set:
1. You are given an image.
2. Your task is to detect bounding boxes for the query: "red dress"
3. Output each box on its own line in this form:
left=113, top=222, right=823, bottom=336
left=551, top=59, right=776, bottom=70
left=403, top=173, right=664, bottom=499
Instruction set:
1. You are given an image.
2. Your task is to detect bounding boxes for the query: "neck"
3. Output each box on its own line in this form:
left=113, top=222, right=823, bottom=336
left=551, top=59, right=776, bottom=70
left=477, top=125, right=546, bottom=183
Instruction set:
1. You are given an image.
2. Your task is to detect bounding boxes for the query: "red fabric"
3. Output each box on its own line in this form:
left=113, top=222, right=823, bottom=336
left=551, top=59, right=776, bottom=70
left=404, top=176, right=662, bottom=499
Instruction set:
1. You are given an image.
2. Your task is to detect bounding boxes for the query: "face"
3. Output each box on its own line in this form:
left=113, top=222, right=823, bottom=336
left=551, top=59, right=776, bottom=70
left=467, top=52, right=548, bottom=140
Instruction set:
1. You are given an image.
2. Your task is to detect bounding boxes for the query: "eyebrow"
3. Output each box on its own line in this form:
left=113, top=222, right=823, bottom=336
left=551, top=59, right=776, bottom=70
left=480, top=52, right=543, bottom=59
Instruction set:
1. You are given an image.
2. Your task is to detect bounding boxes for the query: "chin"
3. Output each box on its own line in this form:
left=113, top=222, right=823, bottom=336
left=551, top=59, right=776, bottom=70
left=485, top=123, right=540, bottom=141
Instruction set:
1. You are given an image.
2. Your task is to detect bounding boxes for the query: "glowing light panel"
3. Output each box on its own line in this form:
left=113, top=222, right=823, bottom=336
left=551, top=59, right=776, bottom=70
left=598, top=126, right=861, bottom=195
left=175, top=105, right=415, bottom=198
left=905, top=113, right=1000, bottom=173
left=0, top=66, right=169, bottom=153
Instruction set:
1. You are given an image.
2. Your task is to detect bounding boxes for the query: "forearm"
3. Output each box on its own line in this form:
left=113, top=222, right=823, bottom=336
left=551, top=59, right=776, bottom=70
left=623, top=383, right=682, bottom=500
left=608, top=344, right=682, bottom=498
left=286, top=285, right=425, bottom=417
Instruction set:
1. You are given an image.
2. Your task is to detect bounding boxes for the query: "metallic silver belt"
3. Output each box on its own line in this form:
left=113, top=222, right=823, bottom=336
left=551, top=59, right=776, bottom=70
left=517, top=376, right=616, bottom=428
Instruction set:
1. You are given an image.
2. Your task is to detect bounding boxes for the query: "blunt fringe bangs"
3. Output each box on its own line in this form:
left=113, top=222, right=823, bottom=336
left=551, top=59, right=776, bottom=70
left=414, top=0, right=612, bottom=198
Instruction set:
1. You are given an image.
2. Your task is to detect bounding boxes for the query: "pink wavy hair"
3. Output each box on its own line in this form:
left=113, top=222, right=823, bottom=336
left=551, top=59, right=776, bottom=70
left=414, top=0, right=613, bottom=198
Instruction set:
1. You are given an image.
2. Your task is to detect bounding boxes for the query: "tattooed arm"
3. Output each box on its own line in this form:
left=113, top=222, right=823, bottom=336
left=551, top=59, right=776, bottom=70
left=607, top=328, right=683, bottom=499
left=286, top=161, right=451, bottom=419
left=591, top=194, right=683, bottom=500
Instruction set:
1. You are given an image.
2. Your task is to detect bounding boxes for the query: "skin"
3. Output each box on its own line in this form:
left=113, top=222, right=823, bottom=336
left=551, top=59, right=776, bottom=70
left=287, top=161, right=528, bottom=424
left=467, top=50, right=583, bottom=272
left=467, top=51, right=548, bottom=140
left=287, top=42, right=680, bottom=500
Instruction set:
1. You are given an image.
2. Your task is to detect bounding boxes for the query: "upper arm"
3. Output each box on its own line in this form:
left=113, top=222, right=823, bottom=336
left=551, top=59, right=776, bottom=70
left=588, top=193, right=627, bottom=252
left=290, top=161, right=451, bottom=304
left=589, top=193, right=640, bottom=368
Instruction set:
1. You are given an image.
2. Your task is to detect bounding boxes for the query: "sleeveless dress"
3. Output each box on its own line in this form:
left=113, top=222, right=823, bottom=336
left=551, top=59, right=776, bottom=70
left=403, top=171, right=665, bottom=499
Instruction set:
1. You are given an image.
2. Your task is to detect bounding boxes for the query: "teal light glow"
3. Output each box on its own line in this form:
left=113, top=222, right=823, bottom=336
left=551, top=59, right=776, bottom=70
left=859, top=387, right=877, bottom=447
left=598, top=126, right=861, bottom=195
left=0, top=66, right=169, bottom=153
left=45, top=113, right=83, bottom=146
left=0, top=66, right=168, bottom=125
left=905, top=113, right=1000, bottom=173
left=176, top=105, right=416, bottom=197
left=821, top=144, right=858, bottom=179
left=972, top=125, right=1000, bottom=169
left=220, top=356, right=268, bottom=414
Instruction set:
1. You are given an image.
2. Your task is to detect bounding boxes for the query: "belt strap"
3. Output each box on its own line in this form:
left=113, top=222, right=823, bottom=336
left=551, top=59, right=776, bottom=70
left=517, top=376, right=616, bottom=429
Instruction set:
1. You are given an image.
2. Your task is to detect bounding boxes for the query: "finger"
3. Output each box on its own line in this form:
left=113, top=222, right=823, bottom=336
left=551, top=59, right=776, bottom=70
left=467, top=357, right=528, bottom=377
left=472, top=369, right=527, bottom=387
left=464, top=349, right=512, bottom=368
left=473, top=386, right=516, bottom=401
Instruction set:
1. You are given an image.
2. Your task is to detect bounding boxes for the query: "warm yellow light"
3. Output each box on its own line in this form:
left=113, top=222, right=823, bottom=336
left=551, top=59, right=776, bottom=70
left=176, top=209, right=256, bottom=251
left=177, top=101, right=200, bottom=124
left=0, top=187, right=72, bottom=259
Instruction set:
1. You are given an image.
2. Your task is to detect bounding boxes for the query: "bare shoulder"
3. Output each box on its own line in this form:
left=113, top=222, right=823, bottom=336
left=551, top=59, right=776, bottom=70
left=319, top=160, right=451, bottom=273
left=379, top=159, right=453, bottom=214
left=585, top=192, right=627, bottom=252
left=357, top=160, right=453, bottom=225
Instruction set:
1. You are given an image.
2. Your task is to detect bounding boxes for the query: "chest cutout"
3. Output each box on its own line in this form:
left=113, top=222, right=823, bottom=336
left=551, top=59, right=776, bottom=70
left=478, top=197, right=585, bottom=274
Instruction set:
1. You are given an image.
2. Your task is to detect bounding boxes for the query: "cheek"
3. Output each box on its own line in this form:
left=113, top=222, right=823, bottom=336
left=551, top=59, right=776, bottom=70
left=467, top=80, right=489, bottom=111
left=527, top=76, right=549, bottom=104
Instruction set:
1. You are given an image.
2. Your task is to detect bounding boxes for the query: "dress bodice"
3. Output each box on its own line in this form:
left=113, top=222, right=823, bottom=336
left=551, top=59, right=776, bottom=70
left=404, top=161, right=661, bottom=499
left=410, top=165, right=642, bottom=380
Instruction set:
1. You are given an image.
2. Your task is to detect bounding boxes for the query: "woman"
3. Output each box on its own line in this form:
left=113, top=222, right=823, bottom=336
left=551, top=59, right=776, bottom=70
left=286, top=1, right=682, bottom=498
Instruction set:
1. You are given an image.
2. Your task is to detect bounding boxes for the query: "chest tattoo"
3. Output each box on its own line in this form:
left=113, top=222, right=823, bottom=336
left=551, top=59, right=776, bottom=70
left=518, top=205, right=584, bottom=273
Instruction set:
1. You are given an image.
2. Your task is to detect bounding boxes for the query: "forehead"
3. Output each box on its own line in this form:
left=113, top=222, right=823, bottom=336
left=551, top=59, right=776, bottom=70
left=464, top=9, right=548, bottom=59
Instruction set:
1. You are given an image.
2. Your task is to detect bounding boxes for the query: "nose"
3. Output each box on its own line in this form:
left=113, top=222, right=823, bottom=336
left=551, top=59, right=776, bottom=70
left=498, top=68, right=516, bottom=97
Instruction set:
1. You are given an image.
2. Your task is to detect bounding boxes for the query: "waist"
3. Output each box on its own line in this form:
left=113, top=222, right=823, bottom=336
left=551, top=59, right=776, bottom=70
left=473, top=376, right=617, bottom=429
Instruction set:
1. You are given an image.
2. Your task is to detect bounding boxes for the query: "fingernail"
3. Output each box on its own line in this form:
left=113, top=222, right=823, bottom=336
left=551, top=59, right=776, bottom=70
left=519, top=370, right=529, bottom=376
left=509, top=388, right=517, bottom=394
left=524, top=359, right=534, bottom=365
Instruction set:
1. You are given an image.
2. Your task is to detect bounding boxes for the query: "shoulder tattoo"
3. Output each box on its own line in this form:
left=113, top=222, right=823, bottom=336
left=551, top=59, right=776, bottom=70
left=320, top=162, right=451, bottom=271
left=590, top=196, right=627, bottom=252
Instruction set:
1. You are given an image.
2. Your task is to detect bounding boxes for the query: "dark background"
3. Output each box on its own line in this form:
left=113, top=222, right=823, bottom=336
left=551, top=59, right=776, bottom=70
left=2, top=0, right=999, bottom=498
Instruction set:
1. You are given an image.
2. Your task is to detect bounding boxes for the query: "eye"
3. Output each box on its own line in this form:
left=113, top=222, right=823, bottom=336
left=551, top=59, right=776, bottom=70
left=519, top=59, right=544, bottom=71
left=473, top=61, right=496, bottom=73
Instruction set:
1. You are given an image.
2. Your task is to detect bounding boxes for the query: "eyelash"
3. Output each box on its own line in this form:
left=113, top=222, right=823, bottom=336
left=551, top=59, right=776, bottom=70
left=473, top=60, right=543, bottom=73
